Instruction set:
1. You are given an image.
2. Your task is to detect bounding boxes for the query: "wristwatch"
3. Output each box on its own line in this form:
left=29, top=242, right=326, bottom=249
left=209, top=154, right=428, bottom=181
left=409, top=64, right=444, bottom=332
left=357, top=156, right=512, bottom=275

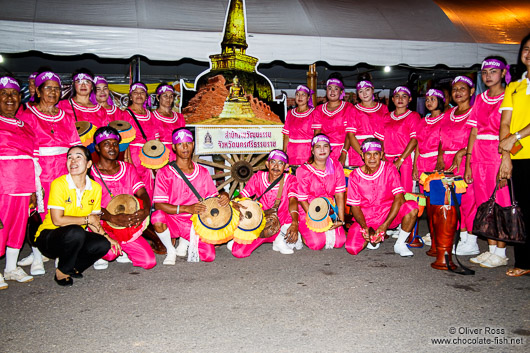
left=515, top=131, right=522, bottom=140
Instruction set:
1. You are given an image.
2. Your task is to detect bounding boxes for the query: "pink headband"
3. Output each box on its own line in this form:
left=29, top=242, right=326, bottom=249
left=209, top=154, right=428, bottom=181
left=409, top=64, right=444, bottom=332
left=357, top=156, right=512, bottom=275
left=0, top=77, right=21, bottom=92
left=267, top=150, right=288, bottom=164
left=312, top=134, right=330, bottom=147
left=157, top=85, right=175, bottom=96
left=296, top=85, right=314, bottom=108
left=356, top=80, right=373, bottom=90
left=95, top=131, right=121, bottom=145
left=172, top=129, right=194, bottom=144
left=481, top=59, right=511, bottom=84
left=93, top=76, right=108, bottom=86
left=452, top=76, right=474, bottom=88
left=327, top=79, right=345, bottom=100
left=73, top=73, right=94, bottom=83
left=130, top=83, right=147, bottom=93
left=362, top=141, right=382, bottom=153
left=29, top=72, right=38, bottom=80
left=393, top=86, right=411, bottom=96
left=90, top=76, right=114, bottom=106
left=35, top=72, right=61, bottom=88
left=426, top=89, right=445, bottom=102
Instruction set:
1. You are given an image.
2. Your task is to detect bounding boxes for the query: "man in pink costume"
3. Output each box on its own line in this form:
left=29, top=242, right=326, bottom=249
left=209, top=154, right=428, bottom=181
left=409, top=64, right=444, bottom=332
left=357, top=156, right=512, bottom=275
left=346, top=79, right=387, bottom=167
left=312, top=78, right=353, bottom=162
left=296, top=134, right=347, bottom=250
left=282, top=85, right=317, bottom=165
left=346, top=138, right=419, bottom=256
left=230, top=150, right=302, bottom=257
left=152, top=128, right=227, bottom=264
left=90, top=127, right=155, bottom=269
left=0, top=77, right=38, bottom=287
left=384, top=86, right=420, bottom=193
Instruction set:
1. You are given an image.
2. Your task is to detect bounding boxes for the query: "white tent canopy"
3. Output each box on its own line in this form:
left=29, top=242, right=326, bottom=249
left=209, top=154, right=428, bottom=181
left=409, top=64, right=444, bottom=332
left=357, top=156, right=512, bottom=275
left=0, top=0, right=525, bottom=67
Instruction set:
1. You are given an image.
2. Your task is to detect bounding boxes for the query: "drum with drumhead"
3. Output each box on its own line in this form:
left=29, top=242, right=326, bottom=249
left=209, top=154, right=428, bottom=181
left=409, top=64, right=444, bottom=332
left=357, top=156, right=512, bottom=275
left=76, top=121, right=97, bottom=147
left=191, top=197, right=240, bottom=245
left=109, top=120, right=136, bottom=152
left=233, top=198, right=266, bottom=244
left=101, top=194, right=150, bottom=244
left=139, top=140, right=171, bottom=169
left=306, top=197, right=337, bottom=233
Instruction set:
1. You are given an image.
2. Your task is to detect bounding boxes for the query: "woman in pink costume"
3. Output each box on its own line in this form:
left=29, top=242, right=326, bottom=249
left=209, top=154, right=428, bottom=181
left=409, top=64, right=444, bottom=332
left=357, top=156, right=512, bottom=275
left=230, top=150, right=302, bottom=257
left=346, top=138, right=419, bottom=256
left=282, top=85, right=316, bottom=165
left=0, top=77, right=38, bottom=288
left=93, top=76, right=124, bottom=122
left=57, top=71, right=108, bottom=128
left=464, top=57, right=511, bottom=267
left=152, top=129, right=228, bottom=264
left=413, top=89, right=446, bottom=188
left=436, top=76, right=477, bottom=256
left=346, top=74, right=387, bottom=167
left=90, top=127, right=155, bottom=270
left=152, top=83, right=185, bottom=149
left=384, top=86, right=420, bottom=193
left=18, top=71, right=81, bottom=275
left=312, top=75, right=353, bottom=163
left=296, top=134, right=346, bottom=250
left=123, top=82, right=159, bottom=198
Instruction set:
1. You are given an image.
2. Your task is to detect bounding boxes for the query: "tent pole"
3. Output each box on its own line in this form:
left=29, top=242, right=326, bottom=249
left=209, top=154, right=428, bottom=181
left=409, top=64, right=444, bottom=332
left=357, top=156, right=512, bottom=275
left=307, top=63, right=317, bottom=106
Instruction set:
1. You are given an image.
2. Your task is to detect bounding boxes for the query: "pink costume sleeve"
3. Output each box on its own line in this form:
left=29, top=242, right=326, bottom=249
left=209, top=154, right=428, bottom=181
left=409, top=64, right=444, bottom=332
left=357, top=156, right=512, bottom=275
left=346, top=173, right=361, bottom=206
left=282, top=110, right=292, bottom=135
left=311, top=108, right=322, bottom=130
left=295, top=166, right=310, bottom=202
left=388, top=164, right=405, bottom=195
left=240, top=173, right=260, bottom=199
left=153, top=167, right=171, bottom=204
left=334, top=162, right=346, bottom=194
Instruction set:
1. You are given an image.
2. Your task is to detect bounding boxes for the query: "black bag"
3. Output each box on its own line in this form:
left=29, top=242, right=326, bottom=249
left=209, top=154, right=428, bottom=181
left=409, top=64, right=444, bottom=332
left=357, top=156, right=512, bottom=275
left=472, top=179, right=526, bottom=244
left=26, top=210, right=42, bottom=247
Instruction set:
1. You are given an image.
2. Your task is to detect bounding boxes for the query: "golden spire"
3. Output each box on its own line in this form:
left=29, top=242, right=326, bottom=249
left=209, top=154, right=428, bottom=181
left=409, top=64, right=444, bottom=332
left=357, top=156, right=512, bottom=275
left=221, top=0, right=248, bottom=52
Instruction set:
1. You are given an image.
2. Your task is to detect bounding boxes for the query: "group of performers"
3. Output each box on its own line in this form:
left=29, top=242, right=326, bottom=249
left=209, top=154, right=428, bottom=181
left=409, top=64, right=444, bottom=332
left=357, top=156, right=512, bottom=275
left=1, top=35, right=530, bottom=288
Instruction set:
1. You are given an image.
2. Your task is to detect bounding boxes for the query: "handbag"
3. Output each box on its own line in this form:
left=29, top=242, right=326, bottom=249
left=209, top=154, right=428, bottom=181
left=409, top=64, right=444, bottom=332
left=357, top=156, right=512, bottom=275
left=472, top=179, right=526, bottom=244
left=257, top=175, right=284, bottom=238
left=26, top=209, right=42, bottom=247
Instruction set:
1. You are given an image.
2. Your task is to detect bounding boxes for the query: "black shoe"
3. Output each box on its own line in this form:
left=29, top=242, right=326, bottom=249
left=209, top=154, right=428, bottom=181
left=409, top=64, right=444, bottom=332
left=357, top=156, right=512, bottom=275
left=54, top=275, right=73, bottom=286
left=71, top=270, right=83, bottom=279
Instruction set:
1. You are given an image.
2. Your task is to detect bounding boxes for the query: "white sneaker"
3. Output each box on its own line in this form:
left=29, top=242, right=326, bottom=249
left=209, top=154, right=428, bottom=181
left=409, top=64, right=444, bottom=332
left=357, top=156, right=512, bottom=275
left=470, top=251, right=492, bottom=264
left=480, top=253, right=508, bottom=268
left=30, top=261, right=45, bottom=276
left=272, top=236, right=294, bottom=255
left=294, top=236, right=303, bottom=250
left=226, top=240, right=234, bottom=252
left=17, top=253, right=49, bottom=266
left=116, top=253, right=132, bottom=263
left=163, top=250, right=177, bottom=265
left=175, top=238, right=189, bottom=257
left=422, top=233, right=432, bottom=246
left=4, top=267, right=33, bottom=283
left=387, top=229, right=399, bottom=239
left=366, top=243, right=380, bottom=250
left=454, top=241, right=480, bottom=256
left=93, top=259, right=108, bottom=270
left=0, top=273, right=7, bottom=290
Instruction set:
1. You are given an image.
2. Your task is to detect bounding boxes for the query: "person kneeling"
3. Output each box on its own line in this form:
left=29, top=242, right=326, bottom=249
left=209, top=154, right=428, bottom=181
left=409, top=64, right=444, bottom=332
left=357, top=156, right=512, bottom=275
left=230, top=150, right=302, bottom=257
left=346, top=138, right=418, bottom=256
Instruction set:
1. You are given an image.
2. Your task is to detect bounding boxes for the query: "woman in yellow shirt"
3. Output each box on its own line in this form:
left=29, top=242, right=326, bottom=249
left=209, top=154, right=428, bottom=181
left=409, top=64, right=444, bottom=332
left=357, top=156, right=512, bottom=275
left=498, top=32, right=530, bottom=277
left=34, top=146, right=121, bottom=286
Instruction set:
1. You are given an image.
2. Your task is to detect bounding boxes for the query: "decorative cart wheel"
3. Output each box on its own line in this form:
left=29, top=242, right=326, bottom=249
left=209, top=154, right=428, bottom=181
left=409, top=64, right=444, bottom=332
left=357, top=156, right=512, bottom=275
left=194, top=154, right=268, bottom=197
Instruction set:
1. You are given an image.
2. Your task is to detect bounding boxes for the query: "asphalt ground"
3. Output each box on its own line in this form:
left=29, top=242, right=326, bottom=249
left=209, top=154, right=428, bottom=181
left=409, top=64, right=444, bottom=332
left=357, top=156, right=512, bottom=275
left=1, top=222, right=529, bottom=353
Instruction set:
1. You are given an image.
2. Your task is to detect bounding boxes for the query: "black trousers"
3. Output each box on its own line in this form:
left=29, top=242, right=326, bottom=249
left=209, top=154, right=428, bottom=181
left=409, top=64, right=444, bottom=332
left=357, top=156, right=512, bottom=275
left=36, top=225, right=110, bottom=275
left=511, top=159, right=530, bottom=270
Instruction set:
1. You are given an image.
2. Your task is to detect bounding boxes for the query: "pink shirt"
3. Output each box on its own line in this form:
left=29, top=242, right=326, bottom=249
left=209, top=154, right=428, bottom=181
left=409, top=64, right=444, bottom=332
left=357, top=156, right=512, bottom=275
left=282, top=108, right=316, bottom=165
left=384, top=110, right=420, bottom=156
left=57, top=99, right=108, bottom=127
left=122, top=110, right=160, bottom=146
left=295, top=159, right=346, bottom=204
left=346, top=161, right=405, bottom=220
left=153, top=162, right=218, bottom=221
left=311, top=101, right=352, bottom=148
left=346, top=103, right=387, bottom=141
left=153, top=110, right=186, bottom=146
left=90, top=161, right=146, bottom=208
left=416, top=113, right=445, bottom=156
left=0, top=115, right=38, bottom=194
left=466, top=91, right=504, bottom=165
left=440, top=107, right=473, bottom=153
left=241, top=171, right=298, bottom=224
left=105, top=106, right=125, bottom=122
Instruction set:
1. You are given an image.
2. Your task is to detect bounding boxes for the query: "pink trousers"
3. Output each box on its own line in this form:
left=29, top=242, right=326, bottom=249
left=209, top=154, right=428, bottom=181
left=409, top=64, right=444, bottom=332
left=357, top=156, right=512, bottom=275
left=0, top=195, right=30, bottom=256
left=231, top=232, right=279, bottom=259
left=152, top=210, right=215, bottom=262
left=346, top=200, right=418, bottom=255
left=103, top=235, right=156, bottom=269
left=299, top=212, right=346, bottom=250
